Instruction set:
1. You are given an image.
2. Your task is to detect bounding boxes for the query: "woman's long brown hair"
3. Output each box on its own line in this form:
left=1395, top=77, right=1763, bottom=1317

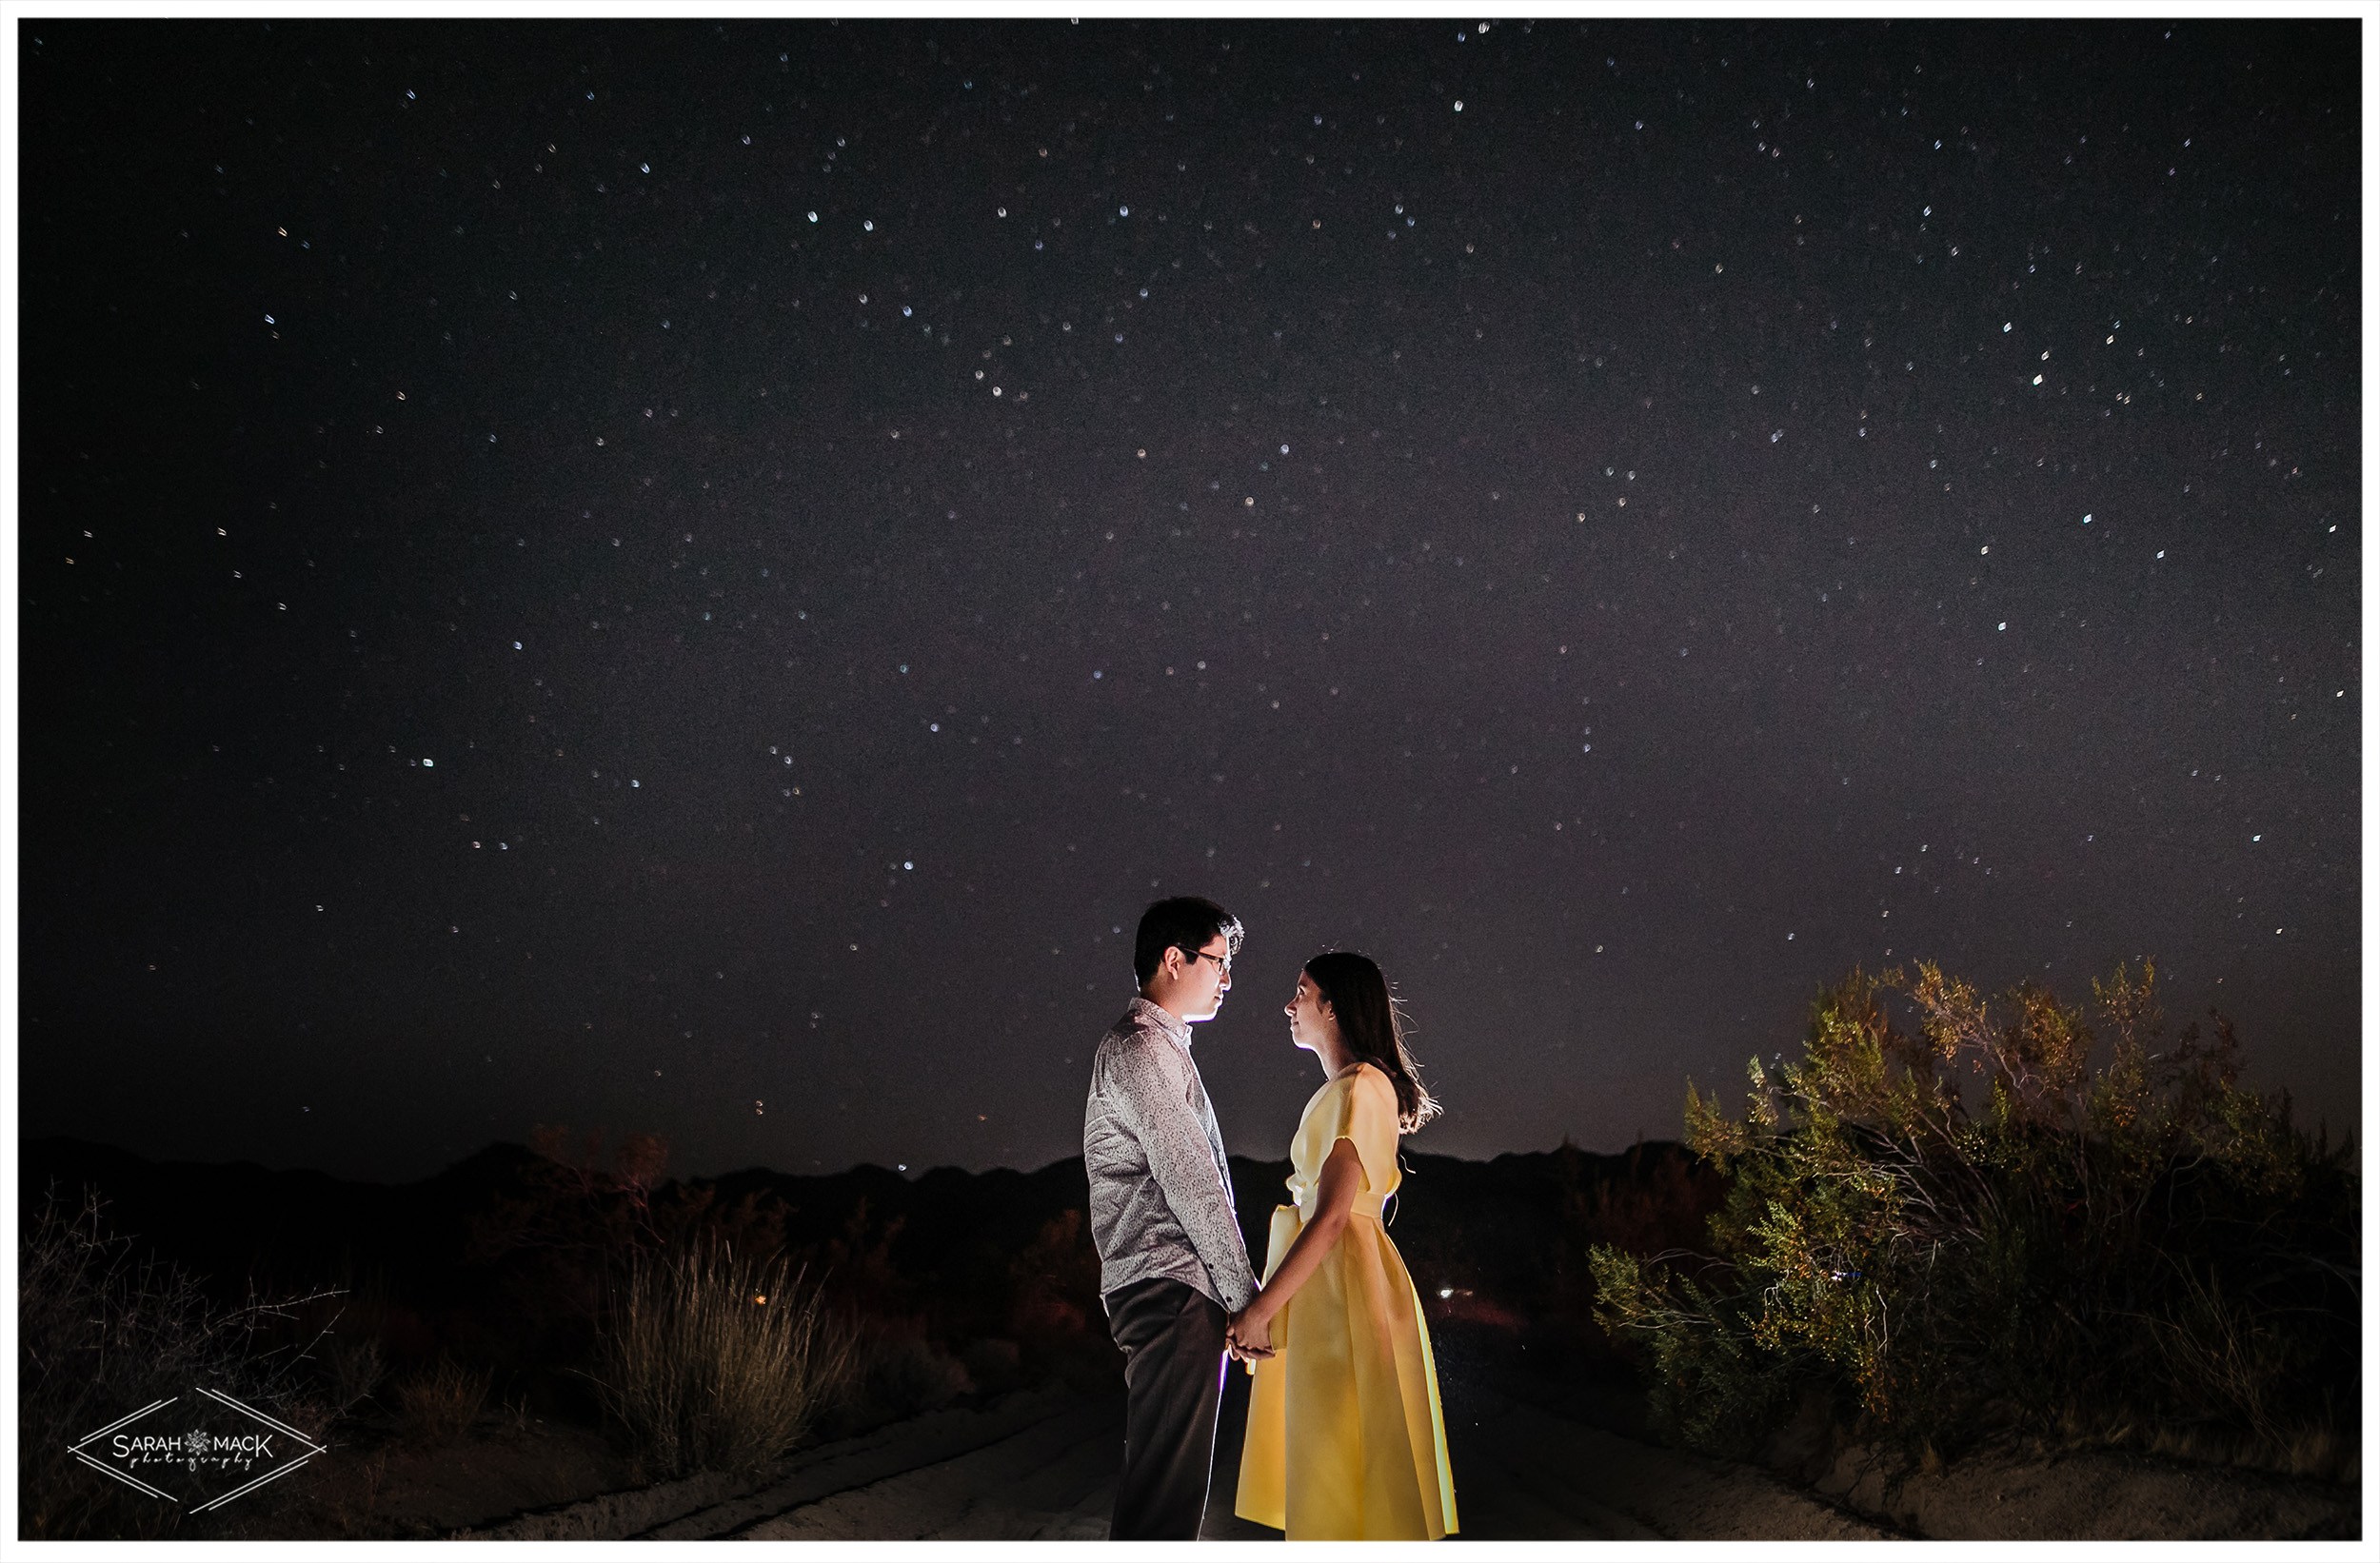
left=1303, top=950, right=1440, bottom=1134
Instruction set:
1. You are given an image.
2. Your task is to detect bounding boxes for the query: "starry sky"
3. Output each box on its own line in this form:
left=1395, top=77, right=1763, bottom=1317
left=18, top=20, right=2361, bottom=1185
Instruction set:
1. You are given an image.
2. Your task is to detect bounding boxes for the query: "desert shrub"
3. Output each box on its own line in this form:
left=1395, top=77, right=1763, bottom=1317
left=310, top=1296, right=390, bottom=1424
left=18, top=1185, right=340, bottom=1538
left=1591, top=960, right=2358, bottom=1475
left=961, top=1336, right=1024, bottom=1395
left=1562, top=1139, right=1729, bottom=1261
left=582, top=1238, right=856, bottom=1478
left=463, top=1127, right=680, bottom=1369
left=392, top=1355, right=494, bottom=1447
left=1004, top=1208, right=1101, bottom=1343
left=849, top=1329, right=974, bottom=1421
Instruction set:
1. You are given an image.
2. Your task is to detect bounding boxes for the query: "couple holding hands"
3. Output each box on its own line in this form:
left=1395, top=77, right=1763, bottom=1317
left=1082, top=896, right=1458, bottom=1541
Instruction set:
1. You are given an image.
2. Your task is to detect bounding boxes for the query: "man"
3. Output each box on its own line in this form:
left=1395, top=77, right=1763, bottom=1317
left=1082, top=895, right=1262, bottom=1540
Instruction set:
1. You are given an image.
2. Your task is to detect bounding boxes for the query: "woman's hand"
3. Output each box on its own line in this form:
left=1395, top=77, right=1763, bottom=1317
left=1225, top=1138, right=1366, bottom=1365
left=1227, top=1304, right=1276, bottom=1360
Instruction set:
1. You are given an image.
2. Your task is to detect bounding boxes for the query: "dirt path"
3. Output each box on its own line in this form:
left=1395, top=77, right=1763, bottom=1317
left=1428, top=1384, right=1891, bottom=1539
left=455, top=1374, right=1885, bottom=1541
left=443, top=1367, right=2360, bottom=1543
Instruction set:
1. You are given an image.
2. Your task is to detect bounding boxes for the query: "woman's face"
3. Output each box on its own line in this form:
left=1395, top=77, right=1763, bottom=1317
left=1285, top=970, right=1337, bottom=1054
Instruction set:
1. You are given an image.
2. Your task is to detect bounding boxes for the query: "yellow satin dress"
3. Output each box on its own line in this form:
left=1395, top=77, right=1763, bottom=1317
left=1233, top=1062, right=1458, bottom=1539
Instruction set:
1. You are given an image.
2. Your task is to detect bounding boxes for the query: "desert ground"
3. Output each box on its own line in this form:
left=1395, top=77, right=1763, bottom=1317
left=27, top=1134, right=2359, bottom=1543
left=315, top=1342, right=2350, bottom=1542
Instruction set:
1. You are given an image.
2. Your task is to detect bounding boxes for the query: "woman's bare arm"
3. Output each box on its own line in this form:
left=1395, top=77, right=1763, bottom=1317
left=1228, top=1136, right=1363, bottom=1355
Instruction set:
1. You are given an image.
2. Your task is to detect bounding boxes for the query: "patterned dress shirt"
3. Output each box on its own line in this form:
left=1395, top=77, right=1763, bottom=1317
left=1082, top=996, right=1259, bottom=1315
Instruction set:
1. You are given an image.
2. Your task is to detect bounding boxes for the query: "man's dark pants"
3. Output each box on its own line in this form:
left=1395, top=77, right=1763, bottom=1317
left=1104, top=1276, right=1229, bottom=1540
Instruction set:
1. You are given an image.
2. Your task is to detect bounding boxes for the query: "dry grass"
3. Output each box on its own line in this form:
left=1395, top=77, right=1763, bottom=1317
left=393, top=1355, right=494, bottom=1448
left=17, top=1185, right=338, bottom=1539
left=314, top=1315, right=387, bottom=1422
left=582, top=1238, right=856, bottom=1478
left=2136, top=1417, right=2357, bottom=1484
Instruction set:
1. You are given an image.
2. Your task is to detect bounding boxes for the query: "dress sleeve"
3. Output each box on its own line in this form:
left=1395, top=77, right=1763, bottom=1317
left=1324, top=1067, right=1399, bottom=1195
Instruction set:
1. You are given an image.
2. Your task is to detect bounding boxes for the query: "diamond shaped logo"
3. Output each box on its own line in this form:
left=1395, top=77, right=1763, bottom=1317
left=69, top=1386, right=327, bottom=1512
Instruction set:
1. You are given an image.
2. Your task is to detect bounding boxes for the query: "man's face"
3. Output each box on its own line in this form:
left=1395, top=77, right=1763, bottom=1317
left=1176, top=935, right=1234, bottom=1022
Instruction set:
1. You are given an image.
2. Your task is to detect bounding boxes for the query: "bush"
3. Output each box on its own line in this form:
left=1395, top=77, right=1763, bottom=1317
left=311, top=1301, right=389, bottom=1424
left=581, top=1238, right=856, bottom=1478
left=392, top=1355, right=493, bottom=1448
left=18, top=1185, right=340, bottom=1538
left=850, top=1330, right=974, bottom=1421
left=1590, top=960, right=2359, bottom=1476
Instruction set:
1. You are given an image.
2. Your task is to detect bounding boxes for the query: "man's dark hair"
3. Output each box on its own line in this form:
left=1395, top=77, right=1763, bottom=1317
left=1133, top=896, right=1244, bottom=985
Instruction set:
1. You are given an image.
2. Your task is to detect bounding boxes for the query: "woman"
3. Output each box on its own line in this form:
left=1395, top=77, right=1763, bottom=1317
left=1229, top=950, right=1458, bottom=1540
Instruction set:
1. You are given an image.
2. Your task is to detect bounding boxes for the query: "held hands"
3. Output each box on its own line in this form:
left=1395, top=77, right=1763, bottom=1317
left=1225, top=1303, right=1276, bottom=1361
left=1228, top=1142, right=1358, bottom=1368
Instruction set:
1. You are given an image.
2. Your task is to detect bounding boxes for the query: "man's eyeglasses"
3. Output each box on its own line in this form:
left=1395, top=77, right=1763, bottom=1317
left=1178, top=946, right=1232, bottom=977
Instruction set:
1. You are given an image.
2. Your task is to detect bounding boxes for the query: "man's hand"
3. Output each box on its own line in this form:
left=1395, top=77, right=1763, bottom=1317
left=1226, top=1305, right=1276, bottom=1360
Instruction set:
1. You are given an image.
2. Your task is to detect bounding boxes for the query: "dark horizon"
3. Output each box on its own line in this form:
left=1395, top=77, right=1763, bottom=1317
left=22, top=1123, right=1704, bottom=1201
left=19, top=19, right=2359, bottom=1185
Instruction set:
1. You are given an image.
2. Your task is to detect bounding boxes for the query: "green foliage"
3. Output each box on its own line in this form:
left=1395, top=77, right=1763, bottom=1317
left=1590, top=961, right=2359, bottom=1473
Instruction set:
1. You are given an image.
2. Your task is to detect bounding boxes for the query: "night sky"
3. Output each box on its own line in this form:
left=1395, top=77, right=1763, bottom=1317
left=18, top=20, right=2361, bottom=1186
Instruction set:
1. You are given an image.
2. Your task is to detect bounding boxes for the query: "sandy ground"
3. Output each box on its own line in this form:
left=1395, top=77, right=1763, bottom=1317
left=1794, top=1435, right=2360, bottom=1541
left=451, top=1372, right=1885, bottom=1541
left=438, top=1362, right=2357, bottom=1542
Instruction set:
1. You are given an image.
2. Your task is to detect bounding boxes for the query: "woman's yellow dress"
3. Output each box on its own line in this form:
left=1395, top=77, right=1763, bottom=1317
left=1233, top=1062, right=1458, bottom=1539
